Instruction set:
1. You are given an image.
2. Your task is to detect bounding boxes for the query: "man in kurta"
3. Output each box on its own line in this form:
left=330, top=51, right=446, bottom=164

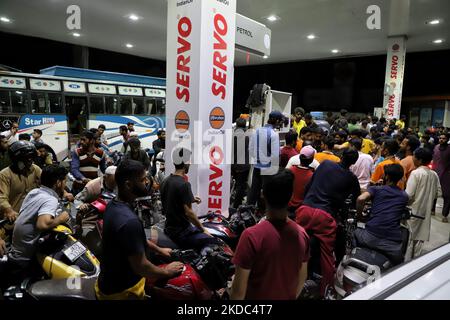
left=433, top=133, right=450, bottom=223
left=405, top=148, right=442, bottom=261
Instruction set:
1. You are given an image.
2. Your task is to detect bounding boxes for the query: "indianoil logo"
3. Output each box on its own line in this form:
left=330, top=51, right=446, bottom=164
left=175, top=110, right=190, bottom=132
left=209, top=107, right=225, bottom=129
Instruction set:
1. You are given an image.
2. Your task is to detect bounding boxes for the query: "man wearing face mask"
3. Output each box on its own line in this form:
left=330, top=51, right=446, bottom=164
left=96, top=160, right=183, bottom=300
left=0, top=141, right=41, bottom=222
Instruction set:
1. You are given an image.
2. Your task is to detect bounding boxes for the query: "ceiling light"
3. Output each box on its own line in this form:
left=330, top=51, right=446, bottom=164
left=331, top=49, right=340, bottom=54
left=72, top=32, right=81, bottom=37
left=433, top=39, right=444, bottom=44
left=129, top=14, right=139, bottom=21
left=427, top=19, right=441, bottom=25
left=126, top=43, right=134, bottom=48
left=307, top=34, right=316, bottom=40
left=267, top=15, right=279, bottom=22
left=0, top=17, right=11, bottom=23
left=263, top=55, right=268, bottom=59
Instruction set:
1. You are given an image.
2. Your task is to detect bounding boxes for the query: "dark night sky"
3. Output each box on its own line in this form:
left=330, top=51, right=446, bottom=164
left=1, top=31, right=449, bottom=119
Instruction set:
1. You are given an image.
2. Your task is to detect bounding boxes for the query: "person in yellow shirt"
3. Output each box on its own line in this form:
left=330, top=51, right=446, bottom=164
left=335, top=129, right=375, bottom=155
left=315, top=136, right=341, bottom=164
left=395, top=115, right=406, bottom=130
left=291, top=107, right=306, bottom=136
left=371, top=139, right=405, bottom=189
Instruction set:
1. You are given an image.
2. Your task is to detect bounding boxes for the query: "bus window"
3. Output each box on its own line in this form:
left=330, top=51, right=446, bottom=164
left=66, top=96, right=88, bottom=137
left=145, top=99, right=155, bottom=115
left=30, top=92, right=47, bottom=113
left=48, top=93, right=64, bottom=113
left=105, top=97, right=119, bottom=114
left=11, top=90, right=28, bottom=113
left=132, top=98, right=145, bottom=115
left=120, top=97, right=132, bottom=115
left=0, top=90, right=10, bottom=113
left=89, top=96, right=104, bottom=114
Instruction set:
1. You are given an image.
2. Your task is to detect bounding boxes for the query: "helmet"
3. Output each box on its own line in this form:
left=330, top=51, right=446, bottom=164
left=8, top=140, right=37, bottom=161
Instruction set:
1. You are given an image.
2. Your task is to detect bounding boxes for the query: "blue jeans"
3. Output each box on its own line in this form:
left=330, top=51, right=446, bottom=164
left=173, top=225, right=220, bottom=251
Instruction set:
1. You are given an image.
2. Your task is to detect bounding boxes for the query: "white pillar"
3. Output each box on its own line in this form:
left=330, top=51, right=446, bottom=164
left=382, top=36, right=407, bottom=120
left=165, top=0, right=236, bottom=217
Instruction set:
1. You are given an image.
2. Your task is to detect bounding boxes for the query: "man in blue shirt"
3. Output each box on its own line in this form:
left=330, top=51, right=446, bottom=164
left=247, top=111, right=283, bottom=206
left=354, top=164, right=409, bottom=265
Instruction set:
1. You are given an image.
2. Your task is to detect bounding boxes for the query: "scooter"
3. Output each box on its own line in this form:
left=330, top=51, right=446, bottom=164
left=3, top=277, right=97, bottom=301
left=1, top=201, right=100, bottom=300
left=329, top=207, right=420, bottom=299
left=35, top=199, right=100, bottom=280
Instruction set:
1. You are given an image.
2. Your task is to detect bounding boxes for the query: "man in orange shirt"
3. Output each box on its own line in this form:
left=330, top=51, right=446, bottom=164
left=295, top=127, right=313, bottom=153
left=400, top=135, right=421, bottom=185
left=371, top=139, right=404, bottom=189
left=315, top=136, right=341, bottom=164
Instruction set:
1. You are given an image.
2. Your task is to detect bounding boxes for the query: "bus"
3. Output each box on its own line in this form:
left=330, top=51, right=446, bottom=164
left=0, top=66, right=166, bottom=161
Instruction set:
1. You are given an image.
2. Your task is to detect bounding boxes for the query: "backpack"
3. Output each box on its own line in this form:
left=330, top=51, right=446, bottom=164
left=246, top=84, right=269, bottom=109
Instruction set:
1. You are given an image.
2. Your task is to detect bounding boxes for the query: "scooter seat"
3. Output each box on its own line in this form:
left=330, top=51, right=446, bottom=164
left=29, top=277, right=97, bottom=300
left=350, top=247, right=392, bottom=271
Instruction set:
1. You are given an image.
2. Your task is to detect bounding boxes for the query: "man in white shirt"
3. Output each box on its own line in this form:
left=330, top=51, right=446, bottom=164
left=1, top=122, right=19, bottom=145
left=405, top=148, right=442, bottom=261
left=349, top=138, right=374, bottom=192
left=286, top=141, right=320, bottom=170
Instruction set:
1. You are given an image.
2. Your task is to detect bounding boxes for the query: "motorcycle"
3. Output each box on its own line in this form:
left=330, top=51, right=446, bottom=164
left=147, top=246, right=234, bottom=300
left=73, top=191, right=116, bottom=259
left=199, top=205, right=260, bottom=250
left=329, top=206, right=420, bottom=299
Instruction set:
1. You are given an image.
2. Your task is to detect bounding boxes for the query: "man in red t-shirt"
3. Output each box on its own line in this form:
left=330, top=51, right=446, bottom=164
left=288, top=146, right=316, bottom=215
left=230, top=170, right=310, bottom=300
left=280, top=130, right=299, bottom=168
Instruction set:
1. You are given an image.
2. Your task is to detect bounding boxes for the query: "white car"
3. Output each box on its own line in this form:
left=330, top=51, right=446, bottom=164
left=345, top=243, right=450, bottom=300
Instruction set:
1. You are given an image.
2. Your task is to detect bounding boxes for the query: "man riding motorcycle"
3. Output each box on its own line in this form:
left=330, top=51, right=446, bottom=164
left=5, top=165, right=71, bottom=285
left=74, top=165, right=118, bottom=213
left=354, top=164, right=409, bottom=265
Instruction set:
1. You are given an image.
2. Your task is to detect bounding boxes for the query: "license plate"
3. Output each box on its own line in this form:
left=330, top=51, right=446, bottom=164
left=63, top=241, right=87, bottom=263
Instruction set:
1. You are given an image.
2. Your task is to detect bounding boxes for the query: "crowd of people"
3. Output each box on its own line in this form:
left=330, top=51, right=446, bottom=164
left=0, top=108, right=449, bottom=300
left=230, top=108, right=449, bottom=298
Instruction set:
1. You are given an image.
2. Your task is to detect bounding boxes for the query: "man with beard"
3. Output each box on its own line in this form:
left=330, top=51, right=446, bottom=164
left=151, top=130, right=166, bottom=175
left=0, top=135, right=11, bottom=171
left=7, top=165, right=70, bottom=275
left=96, top=160, right=183, bottom=300
left=433, top=133, right=450, bottom=223
left=70, top=130, right=106, bottom=194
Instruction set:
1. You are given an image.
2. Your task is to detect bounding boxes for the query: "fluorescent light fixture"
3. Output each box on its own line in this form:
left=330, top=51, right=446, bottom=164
left=129, top=14, right=139, bottom=21
left=331, top=49, right=340, bottom=54
left=267, top=15, right=279, bottom=22
left=427, top=19, right=441, bottom=25
left=126, top=43, right=134, bottom=48
left=307, top=34, right=316, bottom=40
left=263, top=55, right=269, bottom=59
left=72, top=32, right=81, bottom=37
left=433, top=39, right=444, bottom=44
left=0, top=16, right=11, bottom=23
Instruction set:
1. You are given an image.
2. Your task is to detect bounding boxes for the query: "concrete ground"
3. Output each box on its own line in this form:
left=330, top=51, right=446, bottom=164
left=423, top=198, right=450, bottom=254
